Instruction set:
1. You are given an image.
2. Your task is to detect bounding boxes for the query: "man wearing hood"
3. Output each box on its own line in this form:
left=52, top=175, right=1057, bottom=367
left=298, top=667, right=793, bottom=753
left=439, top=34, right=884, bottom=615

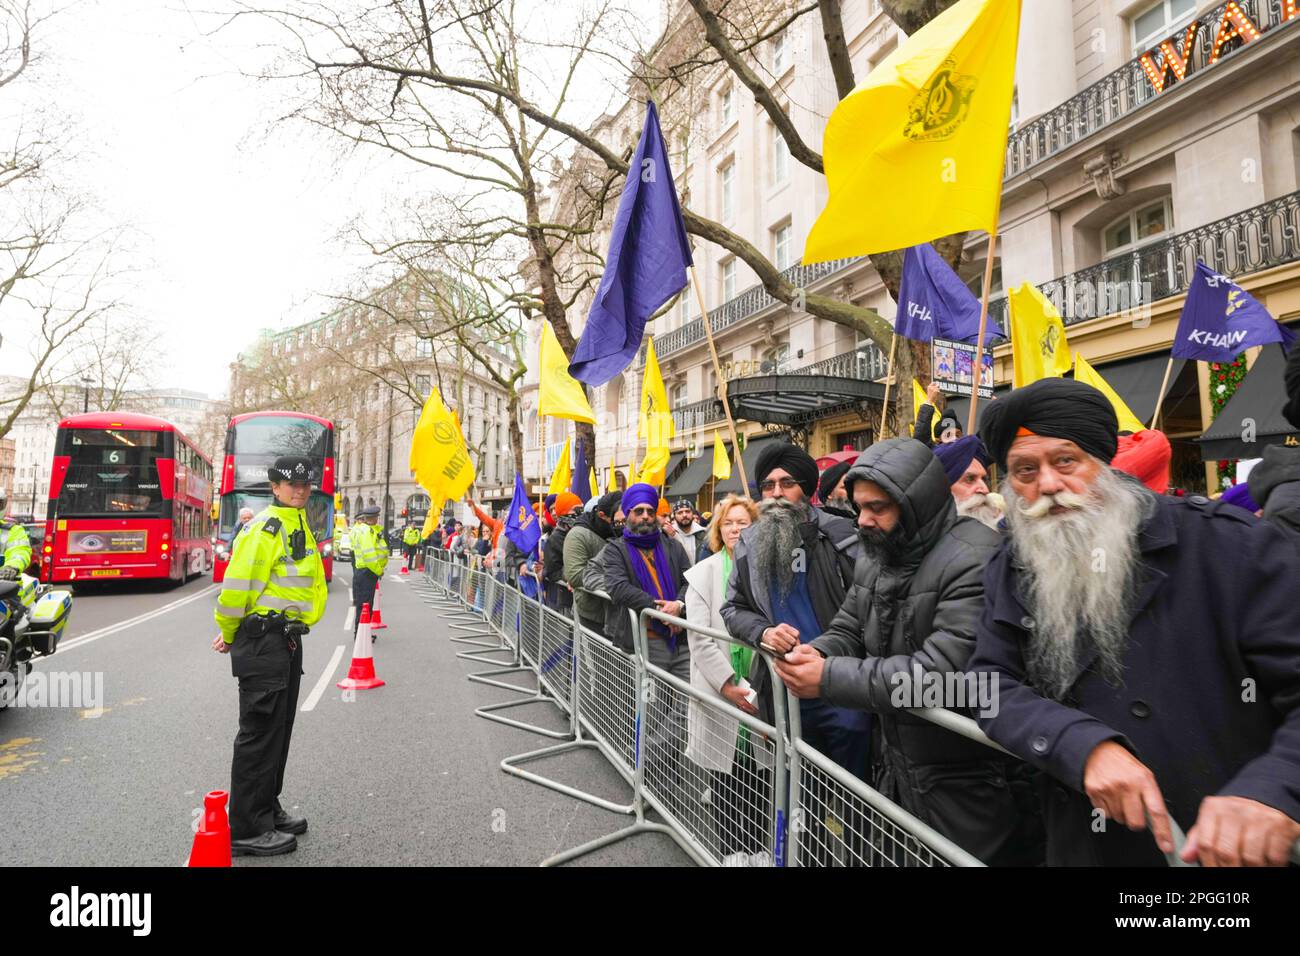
left=774, top=438, right=1039, bottom=865
left=721, top=442, right=867, bottom=777
left=1247, top=446, right=1300, bottom=549
left=564, top=490, right=623, bottom=635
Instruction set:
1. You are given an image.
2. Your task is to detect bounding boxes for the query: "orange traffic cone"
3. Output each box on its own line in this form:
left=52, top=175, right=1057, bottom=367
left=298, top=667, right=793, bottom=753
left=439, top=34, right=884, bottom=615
left=370, top=585, right=387, bottom=631
left=187, top=790, right=232, bottom=867
left=337, top=604, right=385, bottom=690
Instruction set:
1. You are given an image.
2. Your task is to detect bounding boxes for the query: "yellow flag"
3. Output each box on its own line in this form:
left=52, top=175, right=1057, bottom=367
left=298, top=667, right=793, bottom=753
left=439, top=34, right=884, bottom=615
left=589, top=466, right=599, bottom=499
left=804, top=0, right=1021, bottom=261
left=1008, top=283, right=1072, bottom=388
left=410, top=387, right=477, bottom=501
left=1074, top=354, right=1145, bottom=434
left=421, top=510, right=437, bottom=539
left=538, top=321, right=596, bottom=424
left=639, top=339, right=675, bottom=483
left=712, top=430, right=731, bottom=481
left=547, top=437, right=571, bottom=496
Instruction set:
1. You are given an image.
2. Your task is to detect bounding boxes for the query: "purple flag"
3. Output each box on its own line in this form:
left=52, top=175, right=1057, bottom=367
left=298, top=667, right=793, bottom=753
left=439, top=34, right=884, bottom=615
left=503, top=473, right=540, bottom=557
left=1172, top=262, right=1295, bottom=362
left=571, top=438, right=591, bottom=501
left=895, top=243, right=1001, bottom=345
left=569, top=101, right=694, bottom=385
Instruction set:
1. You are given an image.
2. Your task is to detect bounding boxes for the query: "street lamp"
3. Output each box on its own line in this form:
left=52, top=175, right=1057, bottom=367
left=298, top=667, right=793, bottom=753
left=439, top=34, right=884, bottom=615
left=81, top=377, right=92, bottom=414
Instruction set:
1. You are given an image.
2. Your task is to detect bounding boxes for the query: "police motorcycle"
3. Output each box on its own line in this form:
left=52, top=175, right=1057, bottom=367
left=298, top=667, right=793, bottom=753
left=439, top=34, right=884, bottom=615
left=0, top=572, right=73, bottom=709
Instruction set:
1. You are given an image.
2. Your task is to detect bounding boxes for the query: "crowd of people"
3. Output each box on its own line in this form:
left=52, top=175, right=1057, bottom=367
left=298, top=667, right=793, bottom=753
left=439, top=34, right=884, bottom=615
left=417, top=374, right=1300, bottom=868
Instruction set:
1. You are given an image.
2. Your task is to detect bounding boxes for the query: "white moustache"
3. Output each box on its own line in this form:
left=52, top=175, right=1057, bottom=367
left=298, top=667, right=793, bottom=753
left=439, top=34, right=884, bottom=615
left=1015, top=489, right=1090, bottom=519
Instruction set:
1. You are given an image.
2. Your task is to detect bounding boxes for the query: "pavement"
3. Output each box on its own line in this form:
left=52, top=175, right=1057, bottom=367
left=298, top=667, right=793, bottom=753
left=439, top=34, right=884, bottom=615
left=0, top=559, right=692, bottom=866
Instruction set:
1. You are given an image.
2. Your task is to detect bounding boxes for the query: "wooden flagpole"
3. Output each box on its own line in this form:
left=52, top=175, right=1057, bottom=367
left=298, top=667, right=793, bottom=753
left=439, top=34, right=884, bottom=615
left=877, top=333, right=899, bottom=443
left=965, top=228, right=1000, bottom=436
left=688, top=267, right=750, bottom=494
left=1149, top=355, right=1175, bottom=431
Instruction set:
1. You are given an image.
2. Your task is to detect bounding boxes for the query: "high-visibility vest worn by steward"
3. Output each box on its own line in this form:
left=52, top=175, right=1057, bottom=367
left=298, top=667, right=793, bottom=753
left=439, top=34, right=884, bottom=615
left=351, top=522, right=388, bottom=577
left=402, top=526, right=420, bottom=547
left=0, top=520, right=32, bottom=571
left=215, top=504, right=327, bottom=644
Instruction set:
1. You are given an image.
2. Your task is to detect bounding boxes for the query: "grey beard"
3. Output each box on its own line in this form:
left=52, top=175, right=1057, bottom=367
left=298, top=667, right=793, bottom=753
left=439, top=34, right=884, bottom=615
left=956, top=493, right=1004, bottom=530
left=1003, top=466, right=1149, bottom=702
left=752, top=497, right=811, bottom=600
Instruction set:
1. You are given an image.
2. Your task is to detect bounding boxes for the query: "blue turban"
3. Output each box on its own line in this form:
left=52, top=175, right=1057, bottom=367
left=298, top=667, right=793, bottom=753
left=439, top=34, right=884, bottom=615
left=622, top=482, right=659, bottom=515
left=932, top=435, right=990, bottom=485
left=1221, top=482, right=1260, bottom=513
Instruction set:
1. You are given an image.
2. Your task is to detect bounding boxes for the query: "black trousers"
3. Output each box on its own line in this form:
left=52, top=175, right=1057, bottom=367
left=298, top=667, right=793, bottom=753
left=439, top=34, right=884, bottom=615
left=404, top=544, right=417, bottom=570
left=229, top=629, right=303, bottom=839
left=352, top=567, right=379, bottom=636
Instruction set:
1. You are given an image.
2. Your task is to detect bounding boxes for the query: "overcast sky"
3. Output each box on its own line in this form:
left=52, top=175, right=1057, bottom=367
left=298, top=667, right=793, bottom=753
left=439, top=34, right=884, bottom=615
left=3, top=0, right=646, bottom=399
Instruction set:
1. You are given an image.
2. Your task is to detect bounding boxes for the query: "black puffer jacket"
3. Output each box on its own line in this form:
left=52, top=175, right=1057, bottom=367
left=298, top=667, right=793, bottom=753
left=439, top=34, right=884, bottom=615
left=810, top=438, right=1041, bottom=865
left=1247, top=445, right=1300, bottom=550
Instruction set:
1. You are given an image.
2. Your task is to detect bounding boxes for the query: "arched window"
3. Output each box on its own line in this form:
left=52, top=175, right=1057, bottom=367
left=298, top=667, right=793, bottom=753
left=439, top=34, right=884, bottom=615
left=342, top=496, right=352, bottom=518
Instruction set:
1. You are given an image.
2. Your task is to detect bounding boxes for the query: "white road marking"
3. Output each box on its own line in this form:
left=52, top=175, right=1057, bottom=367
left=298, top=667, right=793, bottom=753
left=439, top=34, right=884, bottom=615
left=301, top=644, right=346, bottom=712
left=52, top=583, right=221, bottom=655
left=388, top=574, right=407, bottom=583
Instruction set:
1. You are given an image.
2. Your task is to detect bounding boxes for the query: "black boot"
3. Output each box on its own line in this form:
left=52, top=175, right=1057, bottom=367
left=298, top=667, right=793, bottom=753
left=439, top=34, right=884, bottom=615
left=273, top=809, right=308, bottom=835
left=231, top=830, right=297, bottom=857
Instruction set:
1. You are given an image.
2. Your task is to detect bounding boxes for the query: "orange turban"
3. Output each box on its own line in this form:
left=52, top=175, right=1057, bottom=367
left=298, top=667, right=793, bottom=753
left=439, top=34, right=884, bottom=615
left=553, top=492, right=582, bottom=516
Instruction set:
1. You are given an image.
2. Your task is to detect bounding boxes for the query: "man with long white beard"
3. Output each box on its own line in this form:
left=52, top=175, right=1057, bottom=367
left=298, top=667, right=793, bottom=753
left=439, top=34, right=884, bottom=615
left=721, top=442, right=868, bottom=778
left=932, top=435, right=1004, bottom=530
left=969, top=378, right=1300, bottom=867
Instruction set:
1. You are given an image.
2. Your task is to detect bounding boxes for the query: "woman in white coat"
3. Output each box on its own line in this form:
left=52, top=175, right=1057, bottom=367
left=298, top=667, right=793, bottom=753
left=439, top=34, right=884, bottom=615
left=683, top=495, right=768, bottom=866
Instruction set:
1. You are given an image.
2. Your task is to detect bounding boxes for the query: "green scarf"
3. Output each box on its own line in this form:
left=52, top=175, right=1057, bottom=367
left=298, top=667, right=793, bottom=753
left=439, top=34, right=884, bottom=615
left=723, top=549, right=754, bottom=682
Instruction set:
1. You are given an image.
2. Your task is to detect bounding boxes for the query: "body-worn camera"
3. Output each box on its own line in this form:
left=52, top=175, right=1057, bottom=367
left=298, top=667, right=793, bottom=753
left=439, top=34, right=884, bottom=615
left=288, top=528, right=308, bottom=561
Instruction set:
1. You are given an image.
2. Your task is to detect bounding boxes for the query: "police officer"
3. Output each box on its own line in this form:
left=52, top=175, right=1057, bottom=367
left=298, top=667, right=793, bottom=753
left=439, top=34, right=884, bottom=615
left=211, top=455, right=327, bottom=857
left=0, top=499, right=32, bottom=581
left=350, top=504, right=387, bottom=636
left=401, top=521, right=420, bottom=571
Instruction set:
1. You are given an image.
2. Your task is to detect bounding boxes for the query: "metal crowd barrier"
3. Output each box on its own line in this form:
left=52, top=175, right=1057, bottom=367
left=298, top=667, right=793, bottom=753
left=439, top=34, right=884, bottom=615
left=417, top=551, right=1299, bottom=868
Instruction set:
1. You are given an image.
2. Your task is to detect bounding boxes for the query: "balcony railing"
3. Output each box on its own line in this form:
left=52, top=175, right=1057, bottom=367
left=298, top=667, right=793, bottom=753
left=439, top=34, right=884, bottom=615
left=653, top=257, right=862, bottom=358
left=672, top=397, right=725, bottom=431
left=988, top=189, right=1300, bottom=330
left=1005, top=0, right=1297, bottom=179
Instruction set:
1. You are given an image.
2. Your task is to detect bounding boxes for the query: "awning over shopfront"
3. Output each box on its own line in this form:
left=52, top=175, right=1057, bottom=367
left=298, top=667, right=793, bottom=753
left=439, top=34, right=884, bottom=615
left=665, top=448, right=714, bottom=498
left=946, top=353, right=1184, bottom=432
left=1198, top=344, right=1299, bottom=460
left=714, top=434, right=782, bottom=495
left=726, top=373, right=884, bottom=427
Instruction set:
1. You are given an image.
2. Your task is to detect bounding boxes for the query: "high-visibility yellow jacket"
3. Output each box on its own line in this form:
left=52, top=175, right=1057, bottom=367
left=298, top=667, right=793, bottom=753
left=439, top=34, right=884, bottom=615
left=402, top=526, right=420, bottom=546
left=214, top=503, right=327, bottom=644
left=0, top=521, right=32, bottom=571
left=351, top=521, right=388, bottom=576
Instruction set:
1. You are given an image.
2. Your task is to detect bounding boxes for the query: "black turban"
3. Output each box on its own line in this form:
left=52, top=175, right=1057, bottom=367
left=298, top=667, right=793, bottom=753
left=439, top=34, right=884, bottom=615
left=755, top=441, right=818, bottom=499
left=596, top=490, right=623, bottom=517
left=979, top=378, right=1119, bottom=470
left=817, top=460, right=854, bottom=502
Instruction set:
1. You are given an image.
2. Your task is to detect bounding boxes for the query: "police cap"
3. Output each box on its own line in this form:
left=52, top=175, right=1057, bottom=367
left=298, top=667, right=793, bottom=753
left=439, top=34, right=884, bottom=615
left=268, top=455, right=314, bottom=483
left=357, top=505, right=380, bottom=518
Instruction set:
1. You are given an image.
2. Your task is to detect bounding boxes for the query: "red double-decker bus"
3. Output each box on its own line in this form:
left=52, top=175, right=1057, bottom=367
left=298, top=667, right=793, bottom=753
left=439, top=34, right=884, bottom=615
left=42, top=413, right=214, bottom=584
left=213, top=411, right=335, bottom=583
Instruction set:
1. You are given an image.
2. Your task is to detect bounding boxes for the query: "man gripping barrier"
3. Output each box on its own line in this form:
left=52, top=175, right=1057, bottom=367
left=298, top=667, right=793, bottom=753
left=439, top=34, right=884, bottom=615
left=350, top=505, right=388, bottom=636
left=211, top=455, right=327, bottom=857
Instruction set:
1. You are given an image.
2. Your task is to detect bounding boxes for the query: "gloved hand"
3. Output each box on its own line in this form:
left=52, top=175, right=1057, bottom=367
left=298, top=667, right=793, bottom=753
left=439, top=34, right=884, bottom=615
left=0, top=565, right=19, bottom=581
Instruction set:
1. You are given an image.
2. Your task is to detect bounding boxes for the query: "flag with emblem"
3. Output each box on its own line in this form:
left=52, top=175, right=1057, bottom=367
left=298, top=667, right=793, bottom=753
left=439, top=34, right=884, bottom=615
left=1171, top=261, right=1295, bottom=363
left=410, top=387, right=476, bottom=502
left=1008, top=282, right=1072, bottom=389
left=804, top=0, right=1021, bottom=261
left=504, top=473, right=541, bottom=556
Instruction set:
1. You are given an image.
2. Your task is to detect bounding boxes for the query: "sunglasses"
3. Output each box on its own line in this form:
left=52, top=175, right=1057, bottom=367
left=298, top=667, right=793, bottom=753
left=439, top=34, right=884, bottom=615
left=759, top=477, right=801, bottom=492
left=627, top=505, right=656, bottom=517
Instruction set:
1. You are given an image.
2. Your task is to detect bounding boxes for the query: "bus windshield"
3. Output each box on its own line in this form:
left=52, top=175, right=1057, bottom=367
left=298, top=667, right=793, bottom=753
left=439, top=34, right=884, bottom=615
left=218, top=490, right=334, bottom=544
left=57, top=428, right=166, bottom=516
left=230, top=418, right=329, bottom=488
